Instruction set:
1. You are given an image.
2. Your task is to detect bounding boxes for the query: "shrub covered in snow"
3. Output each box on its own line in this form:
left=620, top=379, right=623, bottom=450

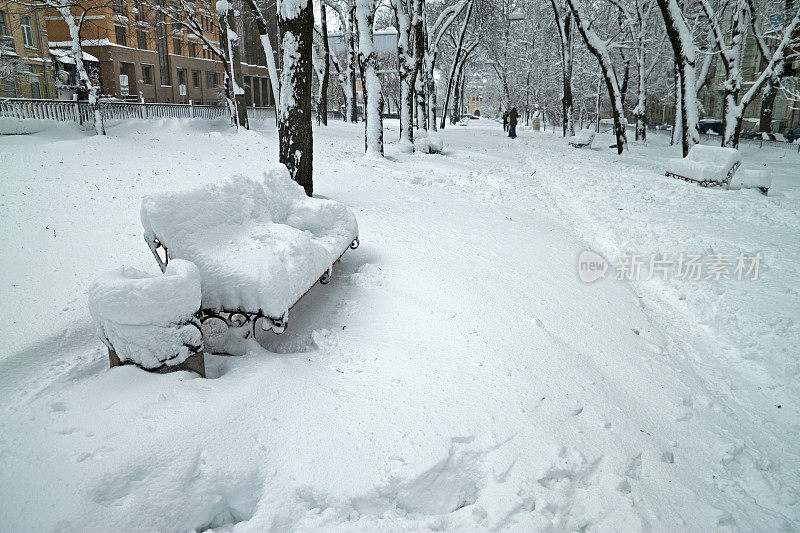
left=413, top=129, right=444, bottom=154
left=88, top=259, right=202, bottom=368
left=140, top=164, right=358, bottom=319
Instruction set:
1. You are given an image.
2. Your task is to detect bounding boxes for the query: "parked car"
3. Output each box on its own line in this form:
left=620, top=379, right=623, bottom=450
left=785, top=125, right=800, bottom=143
left=698, top=119, right=723, bottom=135
left=461, top=113, right=479, bottom=120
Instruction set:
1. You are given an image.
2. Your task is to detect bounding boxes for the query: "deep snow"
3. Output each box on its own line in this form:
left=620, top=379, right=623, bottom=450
left=0, top=118, right=798, bottom=531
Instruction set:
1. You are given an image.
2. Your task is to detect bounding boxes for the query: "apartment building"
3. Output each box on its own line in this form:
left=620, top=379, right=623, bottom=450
left=44, top=0, right=278, bottom=105
left=0, top=3, right=55, bottom=99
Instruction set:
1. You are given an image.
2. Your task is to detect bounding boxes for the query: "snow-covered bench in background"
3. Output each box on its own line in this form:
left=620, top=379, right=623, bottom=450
left=140, top=165, right=359, bottom=354
left=665, top=145, right=741, bottom=188
left=89, top=259, right=206, bottom=376
left=568, top=129, right=596, bottom=148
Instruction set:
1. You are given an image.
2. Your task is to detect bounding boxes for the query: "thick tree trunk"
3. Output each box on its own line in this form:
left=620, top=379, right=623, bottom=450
left=278, top=0, right=314, bottom=196
left=392, top=0, right=415, bottom=145
left=549, top=0, right=575, bottom=137
left=58, top=7, right=104, bottom=135
left=320, top=1, right=330, bottom=126
left=355, top=0, right=384, bottom=156
left=657, top=0, right=699, bottom=157
left=413, top=0, right=427, bottom=130
left=758, top=72, right=780, bottom=133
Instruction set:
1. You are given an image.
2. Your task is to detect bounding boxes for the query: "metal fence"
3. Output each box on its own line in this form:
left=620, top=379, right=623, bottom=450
left=1, top=98, right=278, bottom=128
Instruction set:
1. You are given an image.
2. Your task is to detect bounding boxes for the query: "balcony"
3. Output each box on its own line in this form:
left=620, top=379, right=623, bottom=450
left=0, top=35, right=16, bottom=55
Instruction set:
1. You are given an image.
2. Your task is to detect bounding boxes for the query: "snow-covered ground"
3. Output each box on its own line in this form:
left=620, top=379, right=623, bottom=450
left=0, top=118, right=798, bottom=531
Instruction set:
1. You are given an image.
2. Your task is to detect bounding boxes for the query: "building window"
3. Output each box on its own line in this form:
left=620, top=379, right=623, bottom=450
left=21, top=15, right=34, bottom=47
left=177, top=68, right=186, bottom=87
left=172, top=37, right=181, bottom=55
left=142, top=64, right=153, bottom=85
left=187, top=41, right=195, bottom=57
left=137, top=29, right=147, bottom=49
left=30, top=80, right=41, bottom=98
left=115, top=25, right=127, bottom=46
left=205, top=70, right=215, bottom=88
left=192, top=70, right=200, bottom=88
left=0, top=12, right=7, bottom=36
left=113, top=0, right=125, bottom=15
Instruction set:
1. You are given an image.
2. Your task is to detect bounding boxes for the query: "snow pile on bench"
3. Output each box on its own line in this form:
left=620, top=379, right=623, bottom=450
left=88, top=259, right=202, bottom=368
left=666, top=145, right=741, bottom=186
left=414, top=129, right=444, bottom=154
left=140, top=164, right=359, bottom=319
left=729, top=168, right=772, bottom=193
left=568, top=129, right=595, bottom=148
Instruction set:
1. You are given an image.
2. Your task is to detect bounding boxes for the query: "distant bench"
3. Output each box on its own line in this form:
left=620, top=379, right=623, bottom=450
left=568, top=129, right=596, bottom=148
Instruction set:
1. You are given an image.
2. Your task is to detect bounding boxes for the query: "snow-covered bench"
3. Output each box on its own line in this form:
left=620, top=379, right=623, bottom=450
left=568, top=129, right=596, bottom=148
left=665, top=145, right=741, bottom=188
left=414, top=129, right=444, bottom=154
left=140, top=165, right=359, bottom=351
left=89, top=259, right=206, bottom=376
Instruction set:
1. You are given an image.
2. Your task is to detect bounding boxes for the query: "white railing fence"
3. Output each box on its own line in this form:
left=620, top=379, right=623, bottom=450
left=1, top=98, right=277, bottom=129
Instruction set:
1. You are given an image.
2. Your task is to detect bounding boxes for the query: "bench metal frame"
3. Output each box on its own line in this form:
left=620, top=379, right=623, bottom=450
left=146, top=236, right=360, bottom=338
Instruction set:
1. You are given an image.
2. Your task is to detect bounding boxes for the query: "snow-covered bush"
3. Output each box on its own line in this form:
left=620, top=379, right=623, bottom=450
left=88, top=259, right=202, bottom=368
left=140, top=164, right=358, bottom=319
left=413, top=129, right=444, bottom=154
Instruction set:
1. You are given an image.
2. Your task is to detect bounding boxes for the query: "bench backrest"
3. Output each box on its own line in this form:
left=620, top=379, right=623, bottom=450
left=686, top=144, right=741, bottom=168
left=141, top=166, right=306, bottom=248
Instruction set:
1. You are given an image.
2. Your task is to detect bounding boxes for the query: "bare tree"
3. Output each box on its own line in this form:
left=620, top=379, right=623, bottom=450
left=549, top=0, right=575, bottom=136
left=704, top=0, right=800, bottom=145
left=566, top=0, right=628, bottom=153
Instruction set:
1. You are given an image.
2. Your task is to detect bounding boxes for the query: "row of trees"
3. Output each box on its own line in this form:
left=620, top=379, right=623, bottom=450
left=22, top=0, right=800, bottom=193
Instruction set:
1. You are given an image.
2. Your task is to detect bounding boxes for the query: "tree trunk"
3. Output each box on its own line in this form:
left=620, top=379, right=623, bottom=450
left=347, top=1, right=359, bottom=122
left=392, top=0, right=415, bottom=145
left=671, top=67, right=682, bottom=145
left=567, top=0, right=627, bottom=153
left=633, top=57, right=647, bottom=141
left=320, top=1, right=330, bottom=126
left=657, top=0, right=699, bottom=156
left=355, top=0, right=384, bottom=155
left=278, top=0, right=314, bottom=195
left=758, top=71, right=780, bottom=133
left=58, top=6, right=104, bottom=135
left=413, top=0, right=427, bottom=130
left=242, top=0, right=281, bottom=108
left=219, top=5, right=249, bottom=129
left=439, top=2, right=473, bottom=129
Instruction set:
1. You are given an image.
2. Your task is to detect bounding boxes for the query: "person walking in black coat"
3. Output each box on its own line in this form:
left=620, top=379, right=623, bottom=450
left=502, top=110, right=509, bottom=132
left=508, top=107, right=519, bottom=139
